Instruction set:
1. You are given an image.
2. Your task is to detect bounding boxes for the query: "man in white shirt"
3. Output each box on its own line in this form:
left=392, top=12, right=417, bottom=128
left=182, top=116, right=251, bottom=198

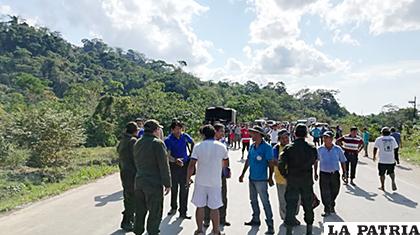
left=187, top=124, right=229, bottom=235
left=270, top=124, right=280, bottom=147
left=373, top=127, right=399, bottom=191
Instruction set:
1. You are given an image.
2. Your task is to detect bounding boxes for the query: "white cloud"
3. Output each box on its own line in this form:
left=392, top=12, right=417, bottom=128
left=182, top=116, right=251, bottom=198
left=1, top=0, right=213, bottom=68
left=316, top=0, right=420, bottom=35
left=251, top=40, right=348, bottom=76
left=273, top=0, right=318, bottom=10
left=332, top=30, right=360, bottom=46
left=245, top=0, right=348, bottom=76
left=315, top=37, right=324, bottom=47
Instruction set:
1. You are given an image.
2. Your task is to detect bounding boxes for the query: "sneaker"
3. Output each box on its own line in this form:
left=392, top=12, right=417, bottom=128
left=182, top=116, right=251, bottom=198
left=179, top=214, right=192, bottom=220
left=221, top=221, right=231, bottom=226
left=321, top=212, right=331, bottom=217
left=244, top=220, right=261, bottom=226
left=350, top=180, right=356, bottom=186
left=265, top=227, right=275, bottom=234
left=167, top=208, right=177, bottom=216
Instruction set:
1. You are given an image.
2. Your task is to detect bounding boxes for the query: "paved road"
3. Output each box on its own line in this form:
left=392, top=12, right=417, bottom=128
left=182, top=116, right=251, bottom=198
left=1, top=144, right=420, bottom=235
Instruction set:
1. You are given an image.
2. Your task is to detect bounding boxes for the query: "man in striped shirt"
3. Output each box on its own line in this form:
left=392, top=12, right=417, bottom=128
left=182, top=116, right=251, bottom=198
left=336, top=126, right=364, bottom=186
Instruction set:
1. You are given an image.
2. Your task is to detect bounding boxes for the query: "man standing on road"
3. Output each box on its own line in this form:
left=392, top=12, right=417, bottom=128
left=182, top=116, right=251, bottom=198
left=390, top=127, right=402, bottom=164
left=272, top=129, right=300, bottom=225
left=241, top=124, right=251, bottom=160
left=279, top=124, right=318, bottom=235
left=187, top=124, right=229, bottom=235
left=336, top=126, right=364, bottom=186
left=116, top=121, right=139, bottom=232
left=269, top=124, right=280, bottom=147
left=239, top=126, right=276, bottom=235
left=204, top=123, right=231, bottom=227
left=234, top=124, right=242, bottom=149
left=165, top=120, right=195, bottom=219
left=314, top=131, right=347, bottom=217
left=133, top=120, right=171, bottom=235
left=362, top=128, right=370, bottom=157
left=373, top=127, right=399, bottom=191
left=310, top=125, right=321, bottom=147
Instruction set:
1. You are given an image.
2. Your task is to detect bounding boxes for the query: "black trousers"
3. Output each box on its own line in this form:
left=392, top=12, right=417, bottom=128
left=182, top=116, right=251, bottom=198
left=134, top=185, right=163, bottom=235
left=285, top=183, right=314, bottom=226
left=120, top=168, right=136, bottom=219
left=204, top=176, right=228, bottom=223
left=170, top=164, right=189, bottom=215
left=319, top=171, right=340, bottom=213
left=242, top=142, right=250, bottom=154
left=345, top=153, right=358, bottom=179
left=395, top=147, right=400, bottom=163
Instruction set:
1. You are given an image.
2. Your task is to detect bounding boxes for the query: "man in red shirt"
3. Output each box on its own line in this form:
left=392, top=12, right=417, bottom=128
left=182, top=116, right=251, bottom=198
left=336, top=126, right=364, bottom=186
left=241, top=124, right=251, bottom=160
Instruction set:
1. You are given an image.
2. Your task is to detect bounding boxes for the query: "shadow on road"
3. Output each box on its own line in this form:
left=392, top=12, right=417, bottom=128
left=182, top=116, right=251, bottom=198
left=108, top=229, right=127, bottom=235
left=396, top=165, right=412, bottom=171
left=94, top=191, right=123, bottom=207
left=246, top=226, right=259, bottom=235
left=277, top=223, right=322, bottom=235
left=384, top=192, right=418, bottom=208
left=159, top=215, right=184, bottom=235
left=345, top=185, right=377, bottom=201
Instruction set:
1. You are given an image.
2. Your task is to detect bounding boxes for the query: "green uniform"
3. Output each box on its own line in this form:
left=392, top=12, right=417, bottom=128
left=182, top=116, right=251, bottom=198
left=133, top=133, right=171, bottom=235
left=279, top=138, right=317, bottom=226
left=117, top=134, right=137, bottom=223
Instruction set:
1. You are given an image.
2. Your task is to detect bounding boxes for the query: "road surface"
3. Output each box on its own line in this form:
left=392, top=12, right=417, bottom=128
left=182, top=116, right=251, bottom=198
left=1, top=144, right=419, bottom=235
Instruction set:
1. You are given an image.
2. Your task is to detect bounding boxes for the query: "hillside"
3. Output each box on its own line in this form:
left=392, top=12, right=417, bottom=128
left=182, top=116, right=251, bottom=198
left=0, top=16, right=349, bottom=148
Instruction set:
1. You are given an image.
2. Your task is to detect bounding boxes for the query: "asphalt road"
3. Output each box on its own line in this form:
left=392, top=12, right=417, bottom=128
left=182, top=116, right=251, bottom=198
left=1, top=143, right=419, bottom=235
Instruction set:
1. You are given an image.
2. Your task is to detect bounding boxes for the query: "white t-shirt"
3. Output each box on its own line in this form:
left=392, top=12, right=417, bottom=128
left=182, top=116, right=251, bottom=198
left=270, top=129, right=279, bottom=143
left=191, top=140, right=229, bottom=188
left=374, top=136, right=399, bottom=164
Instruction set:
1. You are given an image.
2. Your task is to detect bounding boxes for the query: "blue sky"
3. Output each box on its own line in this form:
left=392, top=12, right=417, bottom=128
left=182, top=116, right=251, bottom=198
left=1, top=0, right=420, bottom=115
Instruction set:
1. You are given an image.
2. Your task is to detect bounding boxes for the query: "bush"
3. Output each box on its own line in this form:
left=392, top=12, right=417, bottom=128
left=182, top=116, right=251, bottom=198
left=11, top=104, right=86, bottom=168
left=0, top=137, right=30, bottom=168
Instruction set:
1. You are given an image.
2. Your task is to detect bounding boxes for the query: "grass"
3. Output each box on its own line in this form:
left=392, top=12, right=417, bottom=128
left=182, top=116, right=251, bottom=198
left=0, top=147, right=119, bottom=213
left=400, top=145, right=420, bottom=165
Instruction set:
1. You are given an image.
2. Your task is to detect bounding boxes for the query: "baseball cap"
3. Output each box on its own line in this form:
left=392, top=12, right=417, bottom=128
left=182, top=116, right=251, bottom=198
left=278, top=129, right=290, bottom=137
left=144, top=119, right=163, bottom=132
left=323, top=131, right=334, bottom=138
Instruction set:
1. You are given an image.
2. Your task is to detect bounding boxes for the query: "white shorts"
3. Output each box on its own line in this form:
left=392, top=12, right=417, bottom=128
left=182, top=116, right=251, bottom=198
left=191, top=184, right=223, bottom=209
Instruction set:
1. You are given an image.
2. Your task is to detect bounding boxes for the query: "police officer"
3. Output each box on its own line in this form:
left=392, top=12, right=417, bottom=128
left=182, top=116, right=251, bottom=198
left=116, top=121, right=139, bottom=232
left=279, top=124, right=318, bottom=235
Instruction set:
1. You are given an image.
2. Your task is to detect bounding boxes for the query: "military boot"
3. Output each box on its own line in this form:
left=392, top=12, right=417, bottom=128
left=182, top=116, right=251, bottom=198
left=286, top=225, right=293, bottom=235
left=120, top=211, right=134, bottom=232
left=306, top=224, right=313, bottom=235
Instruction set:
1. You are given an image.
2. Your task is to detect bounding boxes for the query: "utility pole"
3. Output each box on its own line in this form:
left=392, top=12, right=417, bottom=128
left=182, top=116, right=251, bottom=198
left=408, top=96, right=417, bottom=124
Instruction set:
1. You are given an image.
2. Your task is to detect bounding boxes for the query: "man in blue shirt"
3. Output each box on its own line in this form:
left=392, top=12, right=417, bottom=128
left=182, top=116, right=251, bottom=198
left=164, top=120, right=195, bottom=219
left=135, top=118, right=145, bottom=138
left=314, top=131, right=347, bottom=217
left=390, top=127, right=402, bottom=164
left=239, top=126, right=276, bottom=235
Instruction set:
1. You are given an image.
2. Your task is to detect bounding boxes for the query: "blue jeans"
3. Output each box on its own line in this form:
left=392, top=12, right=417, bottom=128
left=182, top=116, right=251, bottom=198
left=249, top=180, right=274, bottom=227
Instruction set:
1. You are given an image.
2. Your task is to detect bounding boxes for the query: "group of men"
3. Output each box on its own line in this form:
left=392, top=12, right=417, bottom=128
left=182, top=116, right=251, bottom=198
left=117, top=117, right=403, bottom=235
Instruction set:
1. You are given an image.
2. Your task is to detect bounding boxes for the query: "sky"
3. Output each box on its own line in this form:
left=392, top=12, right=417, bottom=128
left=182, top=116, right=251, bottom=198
left=1, top=0, right=420, bottom=115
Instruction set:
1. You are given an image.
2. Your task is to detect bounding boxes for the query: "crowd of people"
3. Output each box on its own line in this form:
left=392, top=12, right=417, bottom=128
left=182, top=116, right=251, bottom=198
left=116, top=118, right=403, bottom=235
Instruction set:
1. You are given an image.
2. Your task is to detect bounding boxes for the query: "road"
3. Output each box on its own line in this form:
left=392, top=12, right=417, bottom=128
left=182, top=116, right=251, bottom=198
left=1, top=143, right=419, bottom=235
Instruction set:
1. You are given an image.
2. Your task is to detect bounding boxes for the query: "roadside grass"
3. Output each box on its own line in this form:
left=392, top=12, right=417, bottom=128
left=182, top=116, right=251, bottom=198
left=400, top=145, right=420, bottom=165
left=0, top=147, right=118, bottom=213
